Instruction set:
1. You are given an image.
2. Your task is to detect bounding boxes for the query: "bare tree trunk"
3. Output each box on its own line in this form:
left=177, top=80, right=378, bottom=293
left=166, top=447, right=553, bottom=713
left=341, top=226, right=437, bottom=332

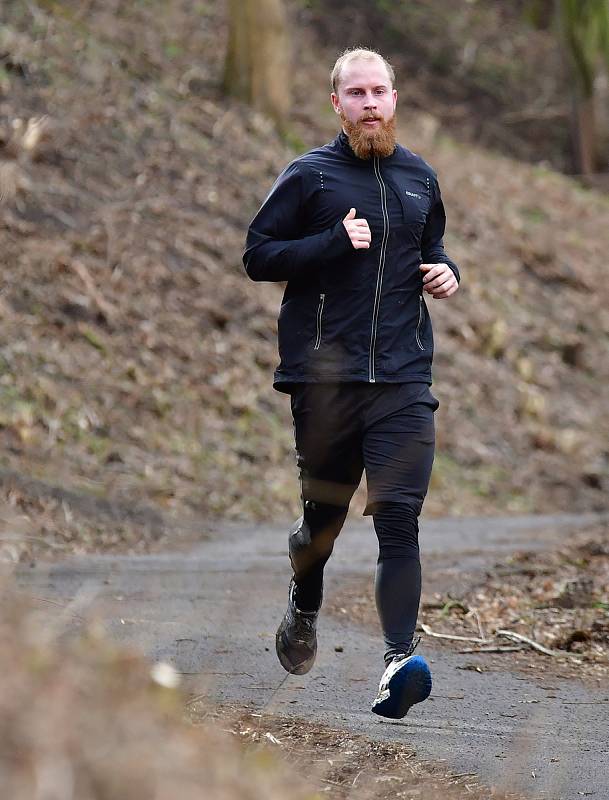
left=223, top=0, right=290, bottom=131
left=571, top=92, right=597, bottom=175
left=595, top=67, right=609, bottom=171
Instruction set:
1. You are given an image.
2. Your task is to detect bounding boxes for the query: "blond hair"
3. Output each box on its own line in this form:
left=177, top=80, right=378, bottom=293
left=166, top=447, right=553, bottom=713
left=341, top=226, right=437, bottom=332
left=330, top=48, right=396, bottom=94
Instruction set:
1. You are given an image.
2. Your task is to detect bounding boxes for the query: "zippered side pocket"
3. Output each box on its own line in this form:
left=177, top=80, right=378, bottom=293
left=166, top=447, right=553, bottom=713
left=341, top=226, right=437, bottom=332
left=415, top=294, right=425, bottom=351
left=314, top=293, right=325, bottom=350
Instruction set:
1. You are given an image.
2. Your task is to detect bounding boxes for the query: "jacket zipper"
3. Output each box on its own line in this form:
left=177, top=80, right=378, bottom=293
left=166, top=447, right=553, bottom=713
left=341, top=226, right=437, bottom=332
left=415, top=294, right=425, bottom=351
left=369, top=157, right=389, bottom=382
left=314, top=292, right=325, bottom=350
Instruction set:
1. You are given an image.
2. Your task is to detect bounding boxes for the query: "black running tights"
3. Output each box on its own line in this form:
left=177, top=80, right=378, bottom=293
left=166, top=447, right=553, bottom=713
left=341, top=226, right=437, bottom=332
left=291, top=499, right=421, bottom=664
left=287, top=382, right=437, bottom=664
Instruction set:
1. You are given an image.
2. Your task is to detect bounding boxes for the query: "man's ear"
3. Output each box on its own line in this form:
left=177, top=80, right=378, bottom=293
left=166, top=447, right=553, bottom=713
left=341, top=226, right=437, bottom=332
left=330, top=92, right=341, bottom=114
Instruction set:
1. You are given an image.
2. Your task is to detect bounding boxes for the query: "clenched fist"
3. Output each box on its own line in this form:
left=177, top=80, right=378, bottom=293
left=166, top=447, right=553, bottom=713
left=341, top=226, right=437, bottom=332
left=420, top=262, right=459, bottom=299
left=343, top=207, right=371, bottom=250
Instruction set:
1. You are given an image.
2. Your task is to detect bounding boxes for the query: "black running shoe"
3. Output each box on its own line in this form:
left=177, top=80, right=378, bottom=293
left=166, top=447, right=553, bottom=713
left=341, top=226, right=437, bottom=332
left=275, top=579, right=318, bottom=675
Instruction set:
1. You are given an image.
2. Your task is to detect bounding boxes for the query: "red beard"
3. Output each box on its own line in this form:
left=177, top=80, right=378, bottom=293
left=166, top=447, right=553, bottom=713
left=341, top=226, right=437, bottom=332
left=341, top=112, right=396, bottom=160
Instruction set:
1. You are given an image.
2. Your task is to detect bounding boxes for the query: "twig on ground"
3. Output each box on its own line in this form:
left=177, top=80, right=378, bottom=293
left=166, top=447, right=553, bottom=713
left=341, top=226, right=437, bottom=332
left=42, top=205, right=80, bottom=230
left=458, top=646, right=525, bottom=654
left=468, top=608, right=486, bottom=641
left=421, top=623, right=490, bottom=644
left=250, top=669, right=295, bottom=737
left=71, top=260, right=118, bottom=322
left=496, top=629, right=568, bottom=657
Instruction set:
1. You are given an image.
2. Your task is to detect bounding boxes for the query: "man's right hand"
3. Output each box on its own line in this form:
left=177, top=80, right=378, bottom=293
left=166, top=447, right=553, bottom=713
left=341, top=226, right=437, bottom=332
left=343, top=208, right=371, bottom=250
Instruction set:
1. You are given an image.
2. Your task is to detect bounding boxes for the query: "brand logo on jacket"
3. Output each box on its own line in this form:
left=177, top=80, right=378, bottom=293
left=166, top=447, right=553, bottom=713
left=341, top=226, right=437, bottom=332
left=404, top=190, right=422, bottom=199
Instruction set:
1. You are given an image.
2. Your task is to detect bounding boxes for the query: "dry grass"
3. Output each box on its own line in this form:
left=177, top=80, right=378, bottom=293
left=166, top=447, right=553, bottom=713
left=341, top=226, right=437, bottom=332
left=0, top=474, right=201, bottom=563
left=0, top=574, right=320, bottom=800
left=190, top=707, right=523, bottom=800
left=1, top=572, right=526, bottom=800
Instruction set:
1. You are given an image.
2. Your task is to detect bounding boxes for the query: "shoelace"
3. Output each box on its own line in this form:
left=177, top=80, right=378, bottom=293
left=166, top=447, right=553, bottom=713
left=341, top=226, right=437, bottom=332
left=293, top=611, right=316, bottom=638
left=405, top=635, right=421, bottom=658
left=390, top=636, right=422, bottom=667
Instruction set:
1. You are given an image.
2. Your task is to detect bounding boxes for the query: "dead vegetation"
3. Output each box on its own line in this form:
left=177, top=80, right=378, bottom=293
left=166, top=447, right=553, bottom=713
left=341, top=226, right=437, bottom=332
left=189, top=707, right=522, bottom=800
left=0, top=476, right=175, bottom=563
left=2, top=4, right=608, bottom=797
left=1, top=569, right=525, bottom=800
left=329, top=522, right=609, bottom=683
left=0, top=577, right=318, bottom=800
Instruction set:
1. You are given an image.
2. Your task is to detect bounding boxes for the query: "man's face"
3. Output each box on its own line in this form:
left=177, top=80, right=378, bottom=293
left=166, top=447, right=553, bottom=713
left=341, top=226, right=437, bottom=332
left=331, top=57, right=397, bottom=159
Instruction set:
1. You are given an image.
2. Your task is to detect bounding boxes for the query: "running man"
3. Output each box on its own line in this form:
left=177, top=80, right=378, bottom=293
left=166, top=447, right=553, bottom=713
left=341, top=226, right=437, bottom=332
left=243, top=48, right=460, bottom=718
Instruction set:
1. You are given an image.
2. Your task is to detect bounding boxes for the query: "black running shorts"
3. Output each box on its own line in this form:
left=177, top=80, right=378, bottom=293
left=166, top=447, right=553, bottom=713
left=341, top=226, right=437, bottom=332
left=289, top=382, right=439, bottom=515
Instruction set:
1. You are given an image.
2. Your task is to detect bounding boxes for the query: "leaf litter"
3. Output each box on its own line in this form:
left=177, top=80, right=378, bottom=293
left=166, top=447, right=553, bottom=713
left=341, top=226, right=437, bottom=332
left=329, top=522, right=609, bottom=682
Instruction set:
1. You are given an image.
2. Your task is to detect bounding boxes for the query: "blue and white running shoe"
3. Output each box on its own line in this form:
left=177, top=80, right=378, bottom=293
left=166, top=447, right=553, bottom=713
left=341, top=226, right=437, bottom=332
left=371, top=639, right=432, bottom=718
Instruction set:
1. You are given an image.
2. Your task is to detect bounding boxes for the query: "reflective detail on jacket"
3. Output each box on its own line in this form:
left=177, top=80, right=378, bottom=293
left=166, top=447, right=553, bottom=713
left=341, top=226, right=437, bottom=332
left=243, top=132, right=460, bottom=392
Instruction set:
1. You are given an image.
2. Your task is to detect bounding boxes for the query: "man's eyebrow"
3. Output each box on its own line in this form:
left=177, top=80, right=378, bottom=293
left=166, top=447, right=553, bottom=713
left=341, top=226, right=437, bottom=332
left=344, top=83, right=389, bottom=91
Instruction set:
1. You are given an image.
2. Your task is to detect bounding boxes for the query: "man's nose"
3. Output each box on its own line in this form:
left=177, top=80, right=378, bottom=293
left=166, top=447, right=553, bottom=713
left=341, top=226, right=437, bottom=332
left=363, top=92, right=377, bottom=108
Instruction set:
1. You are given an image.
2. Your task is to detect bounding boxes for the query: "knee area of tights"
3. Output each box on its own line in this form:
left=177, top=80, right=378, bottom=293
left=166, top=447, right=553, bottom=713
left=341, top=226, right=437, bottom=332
left=372, top=502, right=420, bottom=558
left=288, top=515, right=336, bottom=554
left=371, top=501, right=420, bottom=525
left=377, top=545, right=420, bottom=562
left=303, top=500, right=349, bottom=531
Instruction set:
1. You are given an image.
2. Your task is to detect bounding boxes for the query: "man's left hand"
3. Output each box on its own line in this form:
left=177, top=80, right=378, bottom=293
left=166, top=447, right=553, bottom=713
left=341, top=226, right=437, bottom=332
left=420, top=263, right=459, bottom=299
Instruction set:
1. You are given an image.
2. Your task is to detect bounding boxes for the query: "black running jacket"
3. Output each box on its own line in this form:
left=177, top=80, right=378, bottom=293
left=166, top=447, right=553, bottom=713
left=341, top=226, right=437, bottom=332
left=243, top=131, right=460, bottom=392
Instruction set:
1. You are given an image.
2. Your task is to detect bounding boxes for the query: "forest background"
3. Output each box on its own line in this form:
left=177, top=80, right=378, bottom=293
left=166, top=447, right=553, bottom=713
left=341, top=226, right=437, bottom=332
left=1, top=0, right=608, bottom=558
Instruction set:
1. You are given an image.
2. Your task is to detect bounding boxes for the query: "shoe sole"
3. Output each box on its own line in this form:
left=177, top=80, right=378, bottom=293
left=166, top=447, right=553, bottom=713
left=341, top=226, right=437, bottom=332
left=371, top=655, right=432, bottom=719
left=275, top=629, right=316, bottom=675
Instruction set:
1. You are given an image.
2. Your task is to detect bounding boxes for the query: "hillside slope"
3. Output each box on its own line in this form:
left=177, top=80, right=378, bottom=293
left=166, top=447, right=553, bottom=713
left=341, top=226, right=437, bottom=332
left=0, top=0, right=608, bottom=558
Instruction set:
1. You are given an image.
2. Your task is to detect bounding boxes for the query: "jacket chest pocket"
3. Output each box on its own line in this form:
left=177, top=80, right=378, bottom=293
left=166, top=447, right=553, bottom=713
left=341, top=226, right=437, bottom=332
left=387, top=179, right=430, bottom=228
left=402, top=196, right=428, bottom=228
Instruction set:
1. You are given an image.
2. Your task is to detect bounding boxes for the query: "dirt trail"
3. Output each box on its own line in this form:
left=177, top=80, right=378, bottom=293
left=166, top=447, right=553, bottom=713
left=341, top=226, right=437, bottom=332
left=14, top=513, right=609, bottom=799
